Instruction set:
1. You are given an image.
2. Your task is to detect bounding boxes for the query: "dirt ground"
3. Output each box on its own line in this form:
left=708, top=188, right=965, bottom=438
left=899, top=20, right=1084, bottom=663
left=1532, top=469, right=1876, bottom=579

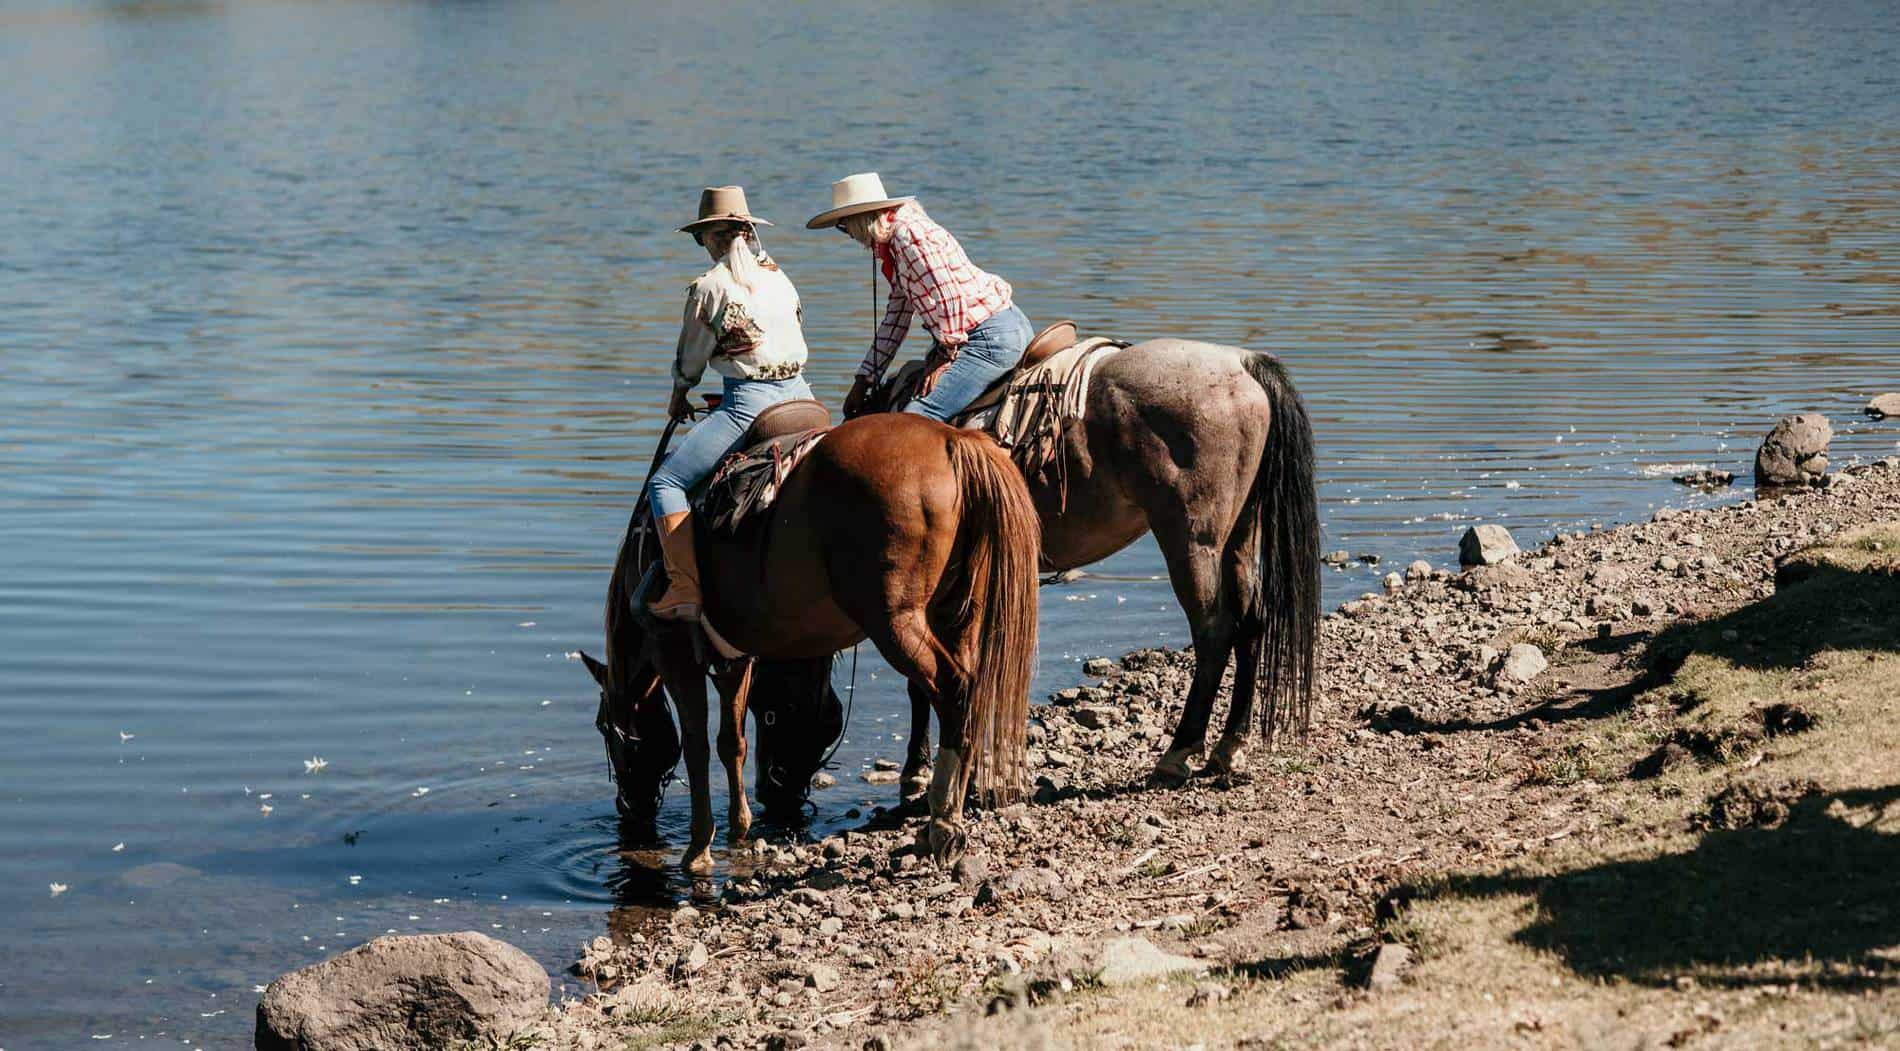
left=536, top=456, right=1900, bottom=1051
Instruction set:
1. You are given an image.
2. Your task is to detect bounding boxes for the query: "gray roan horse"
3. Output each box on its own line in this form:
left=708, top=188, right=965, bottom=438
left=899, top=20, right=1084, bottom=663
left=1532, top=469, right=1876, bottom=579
left=782, top=339, right=1321, bottom=795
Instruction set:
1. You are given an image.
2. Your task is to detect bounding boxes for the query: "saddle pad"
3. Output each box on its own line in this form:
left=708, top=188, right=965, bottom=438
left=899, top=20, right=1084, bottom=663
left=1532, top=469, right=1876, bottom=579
left=694, top=427, right=828, bottom=537
left=957, top=337, right=1124, bottom=464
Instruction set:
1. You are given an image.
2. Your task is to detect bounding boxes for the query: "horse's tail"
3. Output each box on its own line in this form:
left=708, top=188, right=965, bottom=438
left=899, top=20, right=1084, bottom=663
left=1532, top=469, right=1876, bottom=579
left=945, top=433, right=1041, bottom=805
left=1242, top=351, right=1321, bottom=744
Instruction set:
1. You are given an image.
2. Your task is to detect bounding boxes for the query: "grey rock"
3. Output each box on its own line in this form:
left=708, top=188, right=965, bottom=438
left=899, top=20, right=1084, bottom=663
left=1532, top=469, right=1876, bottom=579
left=1186, top=982, right=1230, bottom=1007
left=1466, top=560, right=1534, bottom=591
left=1867, top=393, right=1900, bottom=419
left=679, top=941, right=710, bottom=974
left=1082, top=657, right=1118, bottom=677
left=952, top=854, right=989, bottom=889
left=810, top=772, right=837, bottom=790
left=255, top=932, right=547, bottom=1051
left=1460, top=525, right=1521, bottom=566
left=998, top=866, right=1064, bottom=898
left=862, top=770, right=900, bottom=785
left=1323, top=549, right=1351, bottom=567
left=1405, top=559, right=1434, bottom=581
left=1755, top=413, right=1833, bottom=487
left=1366, top=943, right=1412, bottom=993
left=1072, top=705, right=1122, bottom=730
left=1495, top=643, right=1548, bottom=684
left=1672, top=468, right=1735, bottom=488
left=1087, top=936, right=1209, bottom=987
left=804, top=962, right=840, bottom=992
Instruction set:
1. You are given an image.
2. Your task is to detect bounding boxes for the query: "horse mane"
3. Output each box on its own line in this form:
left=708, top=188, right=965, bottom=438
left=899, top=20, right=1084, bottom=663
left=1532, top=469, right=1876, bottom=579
left=603, top=527, right=645, bottom=695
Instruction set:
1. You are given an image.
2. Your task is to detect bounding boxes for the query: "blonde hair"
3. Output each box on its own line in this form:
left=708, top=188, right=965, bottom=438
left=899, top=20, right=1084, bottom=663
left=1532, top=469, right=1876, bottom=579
left=718, top=225, right=768, bottom=293
left=841, top=208, right=896, bottom=249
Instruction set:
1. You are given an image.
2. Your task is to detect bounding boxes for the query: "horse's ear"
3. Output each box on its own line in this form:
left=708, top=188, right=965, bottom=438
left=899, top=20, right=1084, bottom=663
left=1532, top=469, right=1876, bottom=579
left=578, top=650, right=609, bottom=688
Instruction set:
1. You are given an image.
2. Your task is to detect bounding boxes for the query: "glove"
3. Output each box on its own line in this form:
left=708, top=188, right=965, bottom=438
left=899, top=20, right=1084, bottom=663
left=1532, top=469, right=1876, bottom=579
left=842, top=376, right=872, bottom=419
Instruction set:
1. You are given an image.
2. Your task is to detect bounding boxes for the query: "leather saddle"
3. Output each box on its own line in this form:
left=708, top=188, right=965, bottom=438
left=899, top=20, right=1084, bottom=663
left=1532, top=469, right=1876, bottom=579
left=742, top=398, right=831, bottom=450
left=693, top=398, right=833, bottom=537
left=876, top=319, right=1079, bottom=416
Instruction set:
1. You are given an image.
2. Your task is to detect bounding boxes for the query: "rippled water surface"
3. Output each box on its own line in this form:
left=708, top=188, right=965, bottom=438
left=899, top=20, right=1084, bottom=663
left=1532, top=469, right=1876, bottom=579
left=3, top=0, right=1898, bottom=1044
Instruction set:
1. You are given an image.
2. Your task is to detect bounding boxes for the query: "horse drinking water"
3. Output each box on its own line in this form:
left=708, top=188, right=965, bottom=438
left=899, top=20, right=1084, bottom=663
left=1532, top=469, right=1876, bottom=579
left=581, top=411, right=1041, bottom=872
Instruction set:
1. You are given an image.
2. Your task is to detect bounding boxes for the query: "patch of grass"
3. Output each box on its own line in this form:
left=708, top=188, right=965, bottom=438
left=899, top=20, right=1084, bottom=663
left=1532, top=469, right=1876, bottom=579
left=1137, top=858, right=1175, bottom=879
left=1375, top=901, right=1451, bottom=960
left=1181, top=912, right=1231, bottom=939
left=893, top=957, right=964, bottom=1017
left=619, top=1010, right=739, bottom=1050
left=1275, top=756, right=1314, bottom=776
left=1522, top=740, right=1598, bottom=786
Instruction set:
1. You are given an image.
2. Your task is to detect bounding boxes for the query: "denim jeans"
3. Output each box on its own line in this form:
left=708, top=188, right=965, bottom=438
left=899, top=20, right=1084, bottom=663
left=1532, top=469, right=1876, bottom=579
left=649, top=373, right=813, bottom=517
left=904, top=304, right=1032, bottom=422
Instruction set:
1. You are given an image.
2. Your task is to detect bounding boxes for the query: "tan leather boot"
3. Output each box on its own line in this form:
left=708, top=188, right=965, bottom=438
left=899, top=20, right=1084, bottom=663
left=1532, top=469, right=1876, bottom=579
left=650, top=511, right=702, bottom=621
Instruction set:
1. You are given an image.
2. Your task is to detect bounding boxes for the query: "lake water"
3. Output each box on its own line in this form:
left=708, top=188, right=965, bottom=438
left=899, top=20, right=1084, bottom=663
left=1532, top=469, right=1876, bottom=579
left=2, top=0, right=1897, bottom=1044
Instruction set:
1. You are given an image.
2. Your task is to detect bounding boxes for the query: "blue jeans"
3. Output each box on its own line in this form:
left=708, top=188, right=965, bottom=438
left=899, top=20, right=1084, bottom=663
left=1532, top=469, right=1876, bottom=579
left=649, top=374, right=813, bottom=517
left=904, top=304, right=1032, bottom=422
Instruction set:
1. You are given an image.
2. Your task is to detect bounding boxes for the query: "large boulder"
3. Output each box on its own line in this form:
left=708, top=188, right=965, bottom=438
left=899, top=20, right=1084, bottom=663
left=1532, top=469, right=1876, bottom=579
left=1085, top=936, right=1209, bottom=987
left=1868, top=393, right=1900, bottom=419
left=1754, top=413, right=1833, bottom=487
left=256, top=932, right=548, bottom=1051
left=1459, top=524, right=1520, bottom=566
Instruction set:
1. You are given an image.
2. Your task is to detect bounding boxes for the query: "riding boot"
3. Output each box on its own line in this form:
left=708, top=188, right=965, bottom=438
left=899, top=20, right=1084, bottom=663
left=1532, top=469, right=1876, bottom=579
left=650, top=511, right=702, bottom=621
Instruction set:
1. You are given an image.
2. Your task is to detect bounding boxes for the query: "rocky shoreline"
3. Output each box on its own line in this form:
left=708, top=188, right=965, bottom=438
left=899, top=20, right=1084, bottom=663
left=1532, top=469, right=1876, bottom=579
left=509, top=457, right=1900, bottom=1050
left=255, top=449, right=1900, bottom=1050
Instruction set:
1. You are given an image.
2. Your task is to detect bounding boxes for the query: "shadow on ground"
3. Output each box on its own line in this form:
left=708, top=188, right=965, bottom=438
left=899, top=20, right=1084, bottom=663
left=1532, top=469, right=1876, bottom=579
left=1645, top=561, right=1900, bottom=680
left=1429, top=785, right=1900, bottom=990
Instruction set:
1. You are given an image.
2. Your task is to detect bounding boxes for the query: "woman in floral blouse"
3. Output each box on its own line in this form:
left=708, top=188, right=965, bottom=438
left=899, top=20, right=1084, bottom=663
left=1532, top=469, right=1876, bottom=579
left=647, top=186, right=811, bottom=621
left=807, top=172, right=1032, bottom=421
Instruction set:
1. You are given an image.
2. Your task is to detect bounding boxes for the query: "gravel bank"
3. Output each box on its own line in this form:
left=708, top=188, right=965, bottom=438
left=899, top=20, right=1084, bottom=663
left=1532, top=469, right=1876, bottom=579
left=535, top=457, right=1900, bottom=1051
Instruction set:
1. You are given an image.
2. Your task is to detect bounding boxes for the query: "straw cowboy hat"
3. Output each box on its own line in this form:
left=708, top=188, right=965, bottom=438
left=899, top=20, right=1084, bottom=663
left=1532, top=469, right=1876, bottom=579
left=805, top=172, right=916, bottom=229
left=679, top=185, right=773, bottom=233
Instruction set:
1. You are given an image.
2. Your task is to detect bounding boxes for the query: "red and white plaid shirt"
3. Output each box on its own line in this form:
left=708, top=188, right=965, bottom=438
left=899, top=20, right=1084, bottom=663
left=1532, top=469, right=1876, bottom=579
left=858, top=202, right=1013, bottom=383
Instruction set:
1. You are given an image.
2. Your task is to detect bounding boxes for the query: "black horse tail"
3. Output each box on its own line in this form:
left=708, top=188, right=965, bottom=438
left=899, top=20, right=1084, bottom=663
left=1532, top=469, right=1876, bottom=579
left=1241, top=351, right=1321, bottom=743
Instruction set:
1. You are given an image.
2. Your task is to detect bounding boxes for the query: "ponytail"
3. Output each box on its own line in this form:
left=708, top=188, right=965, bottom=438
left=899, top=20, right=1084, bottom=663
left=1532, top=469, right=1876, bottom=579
left=721, top=225, right=767, bottom=294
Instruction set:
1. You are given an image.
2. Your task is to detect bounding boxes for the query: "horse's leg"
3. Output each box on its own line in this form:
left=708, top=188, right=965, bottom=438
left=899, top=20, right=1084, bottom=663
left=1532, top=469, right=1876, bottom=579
left=862, top=610, right=970, bottom=862
left=657, top=654, right=716, bottom=875
left=1149, top=515, right=1241, bottom=788
left=713, top=660, right=754, bottom=843
left=1208, top=497, right=1267, bottom=779
left=1208, top=617, right=1262, bottom=777
left=901, top=681, right=933, bottom=802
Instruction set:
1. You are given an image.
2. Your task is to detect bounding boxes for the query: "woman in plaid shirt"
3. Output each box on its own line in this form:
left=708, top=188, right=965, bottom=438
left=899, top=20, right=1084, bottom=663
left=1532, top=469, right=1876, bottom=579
left=807, top=173, right=1033, bottom=421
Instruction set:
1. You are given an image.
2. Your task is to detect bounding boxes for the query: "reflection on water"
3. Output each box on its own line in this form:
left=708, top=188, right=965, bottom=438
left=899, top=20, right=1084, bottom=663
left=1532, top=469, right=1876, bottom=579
left=2, top=0, right=1898, bottom=1043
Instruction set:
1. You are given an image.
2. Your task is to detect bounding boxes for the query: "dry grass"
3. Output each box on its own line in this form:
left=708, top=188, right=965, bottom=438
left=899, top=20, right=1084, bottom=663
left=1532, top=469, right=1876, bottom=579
left=905, top=524, right=1900, bottom=1050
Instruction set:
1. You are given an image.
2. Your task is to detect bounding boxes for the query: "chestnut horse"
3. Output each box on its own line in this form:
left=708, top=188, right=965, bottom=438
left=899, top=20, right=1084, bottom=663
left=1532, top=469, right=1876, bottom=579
left=581, top=413, right=1039, bottom=872
left=761, top=340, right=1320, bottom=795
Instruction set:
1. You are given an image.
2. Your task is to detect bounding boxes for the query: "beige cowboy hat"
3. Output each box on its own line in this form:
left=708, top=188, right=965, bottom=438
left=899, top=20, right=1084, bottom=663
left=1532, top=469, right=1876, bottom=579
left=679, top=185, right=773, bottom=233
left=805, top=172, right=915, bottom=229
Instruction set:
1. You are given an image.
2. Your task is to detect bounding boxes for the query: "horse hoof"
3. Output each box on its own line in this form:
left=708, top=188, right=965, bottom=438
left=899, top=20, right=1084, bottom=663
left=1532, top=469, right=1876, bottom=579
left=682, top=850, right=714, bottom=876
left=927, top=819, right=966, bottom=865
left=1202, top=736, right=1248, bottom=778
left=1150, top=748, right=1198, bottom=788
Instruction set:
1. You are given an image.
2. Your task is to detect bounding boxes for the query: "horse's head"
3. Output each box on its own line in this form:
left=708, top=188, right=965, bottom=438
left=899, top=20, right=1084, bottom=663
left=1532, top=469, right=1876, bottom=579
left=579, top=649, right=680, bottom=826
left=749, top=657, right=846, bottom=818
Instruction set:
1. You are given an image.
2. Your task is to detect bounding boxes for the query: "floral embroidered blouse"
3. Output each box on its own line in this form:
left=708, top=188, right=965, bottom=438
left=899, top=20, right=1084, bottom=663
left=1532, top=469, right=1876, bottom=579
left=673, top=257, right=810, bottom=392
